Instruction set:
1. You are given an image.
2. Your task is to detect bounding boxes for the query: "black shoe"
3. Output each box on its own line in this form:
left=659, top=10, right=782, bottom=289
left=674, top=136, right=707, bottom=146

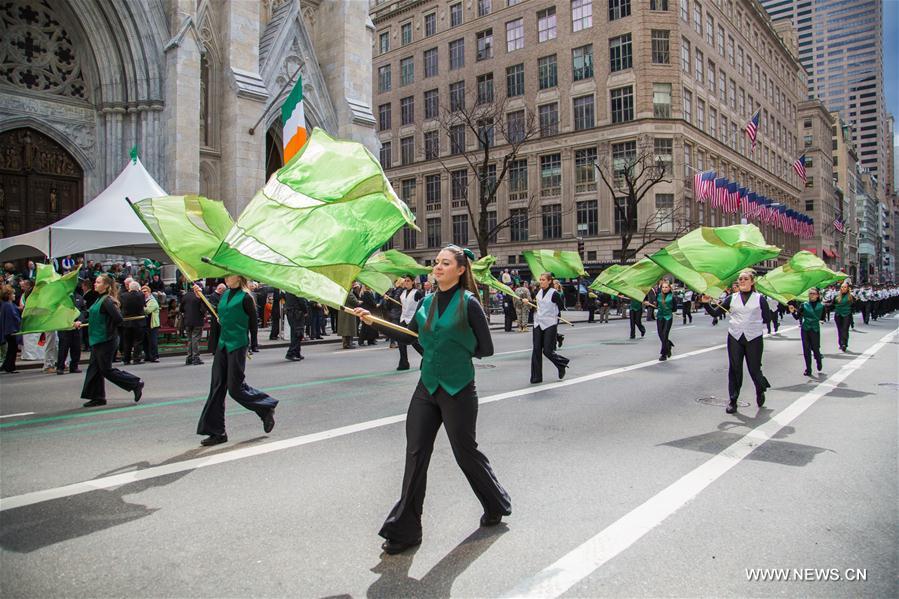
left=725, top=401, right=737, bottom=414
left=397, top=364, right=410, bottom=371
left=133, top=381, right=144, bottom=403
left=480, top=513, right=503, bottom=527
left=557, top=335, right=564, bottom=347
left=201, top=434, right=228, bottom=446
left=629, top=335, right=636, bottom=339
left=262, top=408, right=275, bottom=433
left=816, top=358, right=822, bottom=372
left=558, top=365, right=567, bottom=380
left=530, top=378, right=542, bottom=384
left=82, top=399, right=107, bottom=408
left=659, top=354, right=667, bottom=361
left=286, top=355, right=300, bottom=361
left=134, top=360, right=144, bottom=365
left=185, top=357, right=192, bottom=365
left=756, top=393, right=765, bottom=408
left=640, top=329, right=646, bottom=337
left=193, top=359, right=204, bottom=365
left=147, top=359, right=159, bottom=363
left=57, top=370, right=66, bottom=375
left=70, top=368, right=82, bottom=373
left=803, top=369, right=811, bottom=377
left=381, top=538, right=422, bottom=555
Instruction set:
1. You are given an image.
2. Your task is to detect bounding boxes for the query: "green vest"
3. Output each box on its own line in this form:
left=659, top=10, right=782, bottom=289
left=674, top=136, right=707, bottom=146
left=217, top=289, right=250, bottom=352
left=88, top=295, right=113, bottom=346
left=657, top=292, right=674, bottom=320
left=629, top=299, right=642, bottom=311
left=415, top=289, right=478, bottom=396
left=800, top=301, right=824, bottom=332
left=834, top=293, right=852, bottom=316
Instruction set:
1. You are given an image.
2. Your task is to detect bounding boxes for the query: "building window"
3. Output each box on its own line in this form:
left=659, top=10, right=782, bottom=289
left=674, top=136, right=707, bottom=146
left=424, top=47, right=438, bottom=78
left=540, top=154, right=562, bottom=197
left=653, top=83, right=672, bottom=118
left=573, top=95, right=594, bottom=131
left=476, top=73, right=494, bottom=104
left=695, top=49, right=703, bottom=84
left=399, top=96, right=414, bottom=126
left=379, top=31, right=389, bottom=55
left=577, top=200, right=598, bottom=236
left=400, top=57, right=414, bottom=86
left=424, top=130, right=439, bottom=159
left=542, top=204, right=562, bottom=239
left=728, top=78, right=736, bottom=110
left=400, top=136, right=414, bottom=164
left=537, top=7, right=557, bottom=42
left=609, top=34, right=632, bottom=72
left=718, top=69, right=725, bottom=100
left=476, top=29, right=494, bottom=61
left=609, top=0, right=631, bottom=21
left=651, top=30, right=669, bottom=64
left=424, top=89, right=439, bottom=119
left=610, top=86, right=634, bottom=123
left=651, top=0, right=669, bottom=9
left=681, top=38, right=690, bottom=75
left=654, top=138, right=673, bottom=175
left=379, top=141, right=391, bottom=168
left=478, top=0, right=492, bottom=17
left=424, top=13, right=436, bottom=37
left=450, top=3, right=463, bottom=27
left=452, top=214, right=469, bottom=245
left=538, top=54, right=557, bottom=89
left=679, top=0, right=688, bottom=22
left=378, top=103, right=391, bottom=131
left=449, top=81, right=465, bottom=111
left=479, top=163, right=497, bottom=201
left=510, top=208, right=528, bottom=241
left=572, top=0, right=592, bottom=31
left=506, top=63, right=525, bottom=96
left=427, top=217, right=441, bottom=247
left=683, top=142, right=692, bottom=180
left=803, top=135, right=813, bottom=147
left=692, top=1, right=702, bottom=34
left=506, top=18, right=524, bottom=52
left=727, top=35, right=735, bottom=66
left=477, top=119, right=495, bottom=149
left=612, top=140, right=636, bottom=188
left=425, top=174, right=441, bottom=211
left=806, top=176, right=814, bottom=188
left=805, top=199, right=814, bottom=211
left=683, top=89, right=692, bottom=124
left=615, top=196, right=637, bottom=233
left=656, top=193, right=675, bottom=232
left=717, top=25, right=725, bottom=56
left=697, top=98, right=705, bottom=131
left=449, top=38, right=464, bottom=70
left=378, top=65, right=391, bottom=92
left=450, top=124, right=465, bottom=154
left=707, top=62, right=716, bottom=95
left=404, top=220, right=417, bottom=250
left=575, top=147, right=597, bottom=193
left=709, top=107, right=717, bottom=138
left=401, top=22, right=412, bottom=46
left=506, top=110, right=525, bottom=143
left=705, top=14, right=714, bottom=45
left=451, top=169, right=468, bottom=207
left=401, top=178, right=416, bottom=204
left=539, top=103, right=559, bottom=137
left=572, top=45, right=594, bottom=80
left=509, top=159, right=528, bottom=201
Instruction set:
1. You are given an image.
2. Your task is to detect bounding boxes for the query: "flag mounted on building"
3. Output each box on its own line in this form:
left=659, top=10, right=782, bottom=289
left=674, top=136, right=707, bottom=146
left=744, top=109, right=760, bottom=153
left=282, top=75, right=307, bottom=164
left=833, top=216, right=846, bottom=234
left=714, top=178, right=729, bottom=209
left=693, top=170, right=715, bottom=203
left=792, top=154, right=807, bottom=183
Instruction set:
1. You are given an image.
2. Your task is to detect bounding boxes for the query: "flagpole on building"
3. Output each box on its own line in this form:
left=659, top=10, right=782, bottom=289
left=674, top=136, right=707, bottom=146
left=248, top=65, right=303, bottom=136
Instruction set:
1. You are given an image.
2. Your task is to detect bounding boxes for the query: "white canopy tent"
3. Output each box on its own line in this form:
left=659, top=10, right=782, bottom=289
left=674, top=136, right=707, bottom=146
left=0, top=158, right=166, bottom=261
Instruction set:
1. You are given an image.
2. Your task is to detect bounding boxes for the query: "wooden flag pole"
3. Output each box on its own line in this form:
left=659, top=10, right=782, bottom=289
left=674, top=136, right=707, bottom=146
left=383, top=294, right=403, bottom=307
left=342, top=306, right=418, bottom=338
left=520, top=298, right=574, bottom=327
left=190, top=282, right=220, bottom=322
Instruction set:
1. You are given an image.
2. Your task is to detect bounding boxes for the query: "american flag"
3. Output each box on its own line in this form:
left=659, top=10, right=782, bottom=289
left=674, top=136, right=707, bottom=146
left=738, top=187, right=748, bottom=214
left=714, top=178, right=729, bottom=209
left=792, top=154, right=807, bottom=183
left=693, top=170, right=716, bottom=202
left=744, top=109, right=760, bottom=153
left=833, top=216, right=846, bottom=234
left=727, top=182, right=739, bottom=213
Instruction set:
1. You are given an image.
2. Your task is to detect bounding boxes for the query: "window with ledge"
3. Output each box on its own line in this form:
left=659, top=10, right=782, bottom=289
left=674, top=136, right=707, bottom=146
left=379, top=141, right=391, bottom=168
left=695, top=49, right=703, bottom=84
left=424, top=13, right=436, bottom=37
left=378, top=65, right=391, bottom=92
left=479, top=163, right=497, bottom=202
left=538, top=54, right=557, bottom=89
left=540, top=154, right=562, bottom=197
left=449, top=81, right=465, bottom=111
left=573, top=95, right=594, bottom=131
left=476, top=73, right=494, bottom=104
left=400, top=136, right=414, bottom=165
left=424, top=48, right=438, bottom=78
left=510, top=208, right=528, bottom=241
left=697, top=98, right=705, bottom=131
left=681, top=38, right=690, bottom=75
left=614, top=196, right=637, bottom=233
left=653, top=83, right=672, bottom=118
left=449, top=39, right=464, bottom=70
left=693, top=2, right=702, bottom=34
left=612, top=140, right=636, bottom=189
left=651, top=0, right=669, bottom=10
left=609, top=0, right=631, bottom=21
left=539, top=103, right=559, bottom=137
left=478, top=0, right=492, bottom=17
left=450, top=3, right=463, bottom=27
left=572, top=45, right=593, bottom=80
left=452, top=214, right=469, bottom=245
left=378, top=103, right=391, bottom=131
left=542, top=204, right=562, bottom=239
left=654, top=138, right=673, bottom=175
left=400, top=96, right=414, bottom=126
left=506, top=63, right=525, bottom=96
left=451, top=169, right=468, bottom=207
left=400, top=57, right=414, bottom=86
left=655, top=193, right=675, bottom=232
left=425, top=174, right=441, bottom=211
left=506, top=19, right=524, bottom=52
left=401, top=22, right=412, bottom=46
left=508, top=158, right=528, bottom=201
left=538, top=7, right=557, bottom=42
left=572, top=0, right=592, bottom=31
left=424, top=130, right=439, bottom=160
left=609, top=34, right=632, bottom=72
left=610, top=86, right=634, bottom=123
left=477, top=119, right=495, bottom=149
left=424, top=89, right=439, bottom=119
left=680, top=0, right=689, bottom=22
left=577, top=200, right=598, bottom=236
left=476, top=29, right=494, bottom=61
left=379, top=32, right=389, bottom=55
left=450, top=124, right=465, bottom=154
left=506, top=110, right=525, bottom=144
left=651, top=30, right=669, bottom=64
left=427, top=217, right=441, bottom=247
left=575, top=147, right=597, bottom=193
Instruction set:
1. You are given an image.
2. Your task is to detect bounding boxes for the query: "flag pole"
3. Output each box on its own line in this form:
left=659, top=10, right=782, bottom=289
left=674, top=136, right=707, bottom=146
left=383, top=294, right=403, bottom=307
left=248, top=64, right=302, bottom=135
left=520, top=298, right=574, bottom=326
left=343, top=306, right=418, bottom=338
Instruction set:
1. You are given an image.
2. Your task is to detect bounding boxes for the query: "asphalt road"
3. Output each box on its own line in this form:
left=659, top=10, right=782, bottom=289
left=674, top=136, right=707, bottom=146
left=1, top=310, right=896, bottom=598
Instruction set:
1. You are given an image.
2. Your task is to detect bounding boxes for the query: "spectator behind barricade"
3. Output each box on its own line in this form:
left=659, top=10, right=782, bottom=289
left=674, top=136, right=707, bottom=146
left=3, top=262, right=16, bottom=285
left=120, top=281, right=146, bottom=364
left=148, top=273, right=165, bottom=293
left=142, top=285, right=161, bottom=362
left=22, top=260, right=37, bottom=280
left=1, top=284, right=22, bottom=373
left=180, top=285, right=207, bottom=365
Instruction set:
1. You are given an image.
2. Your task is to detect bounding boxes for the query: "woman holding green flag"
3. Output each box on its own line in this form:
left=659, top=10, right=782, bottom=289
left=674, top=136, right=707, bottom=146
left=531, top=273, right=570, bottom=383
left=353, top=245, right=511, bottom=555
left=832, top=281, right=854, bottom=352
left=651, top=280, right=675, bottom=361
left=788, top=287, right=824, bottom=376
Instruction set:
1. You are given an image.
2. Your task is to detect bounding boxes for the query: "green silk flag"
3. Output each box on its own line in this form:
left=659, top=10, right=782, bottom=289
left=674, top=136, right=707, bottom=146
left=523, top=249, right=587, bottom=279
left=600, top=258, right=665, bottom=302
left=208, top=128, right=416, bottom=308
left=648, top=224, right=781, bottom=297
left=471, top=255, right=517, bottom=297
left=357, top=250, right=430, bottom=295
left=20, top=264, right=80, bottom=334
left=129, top=195, right=233, bottom=281
left=756, top=251, right=847, bottom=305
left=589, top=264, right=628, bottom=296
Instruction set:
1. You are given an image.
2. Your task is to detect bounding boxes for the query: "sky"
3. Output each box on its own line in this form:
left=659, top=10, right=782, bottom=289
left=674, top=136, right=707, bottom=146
left=886, top=0, right=899, bottom=153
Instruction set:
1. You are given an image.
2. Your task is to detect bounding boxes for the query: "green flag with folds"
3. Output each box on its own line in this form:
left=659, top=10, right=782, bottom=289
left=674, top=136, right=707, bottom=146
left=756, top=251, right=847, bottom=305
left=648, top=224, right=781, bottom=297
left=599, top=258, right=665, bottom=302
left=471, top=255, right=517, bottom=297
left=208, top=129, right=416, bottom=308
left=589, top=264, right=628, bottom=296
left=357, top=250, right=430, bottom=295
left=130, top=195, right=233, bottom=281
left=20, top=264, right=80, bottom=334
left=523, top=250, right=587, bottom=280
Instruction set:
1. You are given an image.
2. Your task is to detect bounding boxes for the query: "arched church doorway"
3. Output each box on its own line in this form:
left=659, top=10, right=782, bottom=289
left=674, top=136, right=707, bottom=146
left=0, top=127, right=83, bottom=239
left=265, top=125, right=283, bottom=179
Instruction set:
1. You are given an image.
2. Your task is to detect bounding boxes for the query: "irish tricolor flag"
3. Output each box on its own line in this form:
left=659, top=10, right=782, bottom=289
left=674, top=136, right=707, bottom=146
left=282, top=76, right=307, bottom=164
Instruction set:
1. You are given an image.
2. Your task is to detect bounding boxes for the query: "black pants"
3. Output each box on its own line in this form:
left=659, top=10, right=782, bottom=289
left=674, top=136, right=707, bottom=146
left=197, top=345, right=278, bottom=437
left=269, top=295, right=281, bottom=339
left=57, top=329, right=82, bottom=372
left=834, top=314, right=851, bottom=349
left=504, top=310, right=514, bottom=332
left=629, top=309, right=646, bottom=338
left=2, top=334, right=17, bottom=372
left=81, top=339, right=142, bottom=400
left=860, top=303, right=870, bottom=324
left=726, top=334, right=769, bottom=402
left=682, top=303, right=692, bottom=324
left=397, top=320, right=422, bottom=368
left=379, top=380, right=511, bottom=544
left=800, top=329, right=821, bottom=371
left=286, top=310, right=304, bottom=357
left=766, top=310, right=780, bottom=333
left=587, top=306, right=595, bottom=322
left=249, top=324, right=259, bottom=351
left=657, top=318, right=673, bottom=356
left=531, top=325, right=569, bottom=383
left=207, top=322, right=220, bottom=354
left=122, top=326, right=145, bottom=363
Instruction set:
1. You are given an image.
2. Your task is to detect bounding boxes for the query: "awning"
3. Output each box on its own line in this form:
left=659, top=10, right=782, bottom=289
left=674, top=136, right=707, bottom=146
left=824, top=248, right=840, bottom=259
left=801, top=247, right=817, bottom=255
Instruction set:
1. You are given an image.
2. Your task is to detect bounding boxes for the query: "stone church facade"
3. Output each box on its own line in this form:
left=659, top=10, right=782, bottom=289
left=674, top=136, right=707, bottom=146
left=0, top=0, right=377, bottom=239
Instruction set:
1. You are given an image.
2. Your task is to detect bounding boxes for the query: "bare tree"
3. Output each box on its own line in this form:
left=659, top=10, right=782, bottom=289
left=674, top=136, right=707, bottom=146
left=594, top=136, right=691, bottom=264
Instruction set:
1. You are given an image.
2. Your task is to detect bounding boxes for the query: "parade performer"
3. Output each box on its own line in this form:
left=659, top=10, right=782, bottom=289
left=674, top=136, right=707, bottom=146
left=832, top=281, right=854, bottom=352
left=396, top=275, right=423, bottom=370
left=76, top=275, right=144, bottom=408
left=353, top=245, right=511, bottom=555
left=530, top=272, right=569, bottom=383
left=651, top=279, right=675, bottom=361
left=701, top=270, right=772, bottom=414
left=789, top=287, right=824, bottom=376
left=628, top=296, right=646, bottom=339
left=196, top=275, right=277, bottom=446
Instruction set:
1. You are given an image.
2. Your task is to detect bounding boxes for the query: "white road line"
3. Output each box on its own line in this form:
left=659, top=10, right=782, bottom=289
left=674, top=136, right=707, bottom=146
left=502, top=327, right=897, bottom=599
left=0, top=412, right=36, bottom=419
left=0, top=326, right=797, bottom=512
